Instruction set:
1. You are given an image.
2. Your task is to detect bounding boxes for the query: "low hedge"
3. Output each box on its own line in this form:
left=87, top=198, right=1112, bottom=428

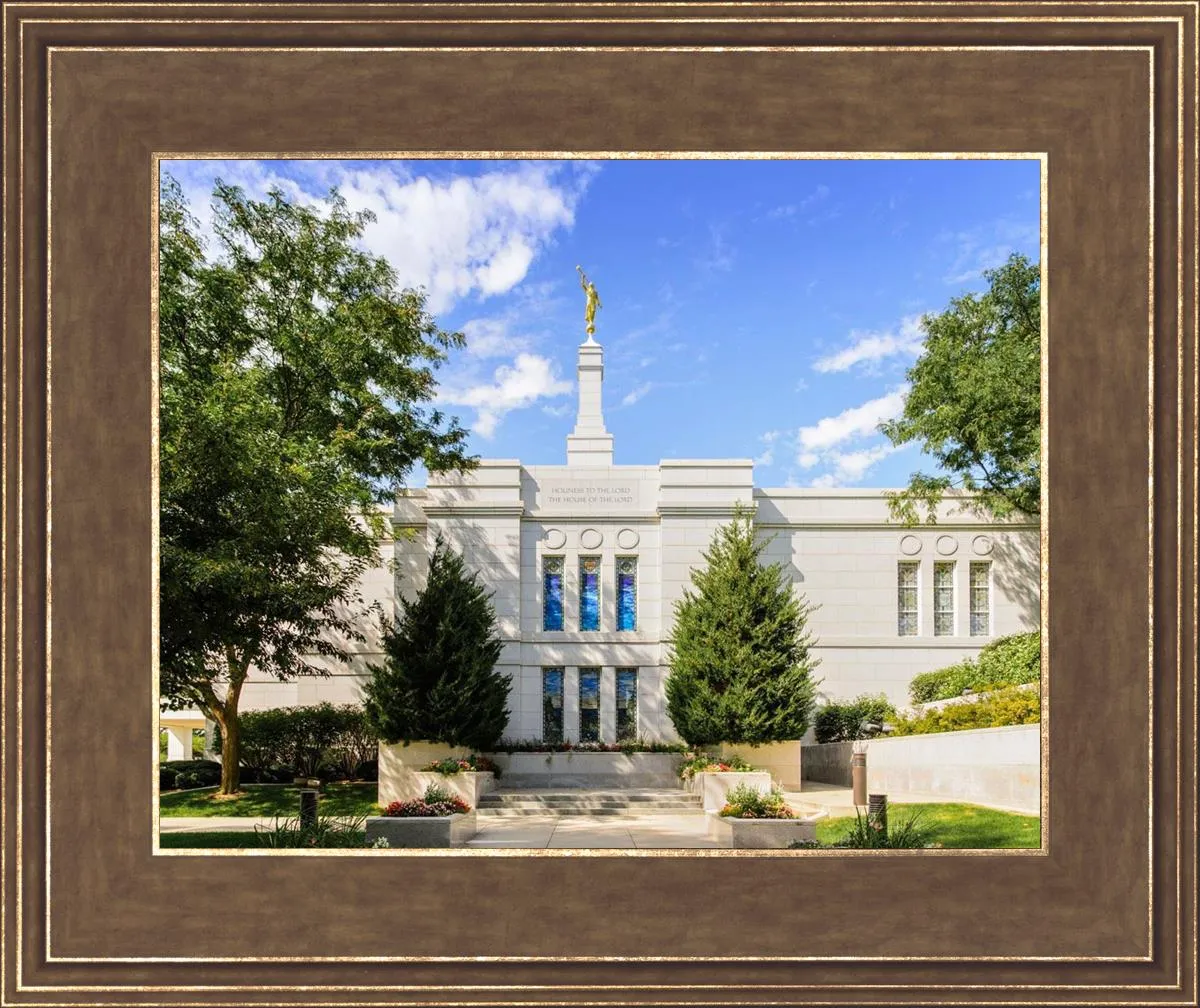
left=213, top=704, right=378, bottom=779
left=888, top=685, right=1040, bottom=735
left=175, top=768, right=221, bottom=789
left=160, top=758, right=222, bottom=791
left=814, top=694, right=896, bottom=743
left=908, top=632, right=1041, bottom=704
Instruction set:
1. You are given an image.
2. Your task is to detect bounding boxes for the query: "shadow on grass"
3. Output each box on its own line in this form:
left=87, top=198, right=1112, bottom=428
left=160, top=783, right=378, bottom=819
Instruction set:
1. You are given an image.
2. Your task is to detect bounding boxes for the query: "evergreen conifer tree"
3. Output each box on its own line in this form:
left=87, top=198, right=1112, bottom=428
left=363, top=535, right=510, bottom=750
left=665, top=506, right=820, bottom=747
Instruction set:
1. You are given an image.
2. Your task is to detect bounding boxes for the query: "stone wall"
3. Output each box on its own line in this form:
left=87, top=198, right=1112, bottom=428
left=802, top=724, right=1041, bottom=813
left=801, top=740, right=856, bottom=787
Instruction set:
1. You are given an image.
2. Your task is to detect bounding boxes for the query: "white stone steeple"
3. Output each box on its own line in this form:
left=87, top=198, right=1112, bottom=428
left=566, top=334, right=614, bottom=466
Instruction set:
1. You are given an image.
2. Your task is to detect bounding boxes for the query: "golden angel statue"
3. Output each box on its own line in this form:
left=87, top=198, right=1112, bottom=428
left=577, top=265, right=602, bottom=337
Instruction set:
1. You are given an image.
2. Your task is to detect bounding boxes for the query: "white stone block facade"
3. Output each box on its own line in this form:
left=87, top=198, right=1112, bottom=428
left=233, top=336, right=1040, bottom=744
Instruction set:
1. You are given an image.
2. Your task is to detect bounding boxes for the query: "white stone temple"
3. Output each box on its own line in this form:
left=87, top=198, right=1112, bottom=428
left=163, top=328, right=1040, bottom=757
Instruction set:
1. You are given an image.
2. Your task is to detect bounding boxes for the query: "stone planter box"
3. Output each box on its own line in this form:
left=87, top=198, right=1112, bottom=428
left=365, top=811, right=477, bottom=848
left=718, top=741, right=804, bottom=791
left=689, top=771, right=772, bottom=812
left=485, top=752, right=683, bottom=789
left=378, top=741, right=471, bottom=806
left=707, top=812, right=820, bottom=849
left=380, top=770, right=495, bottom=808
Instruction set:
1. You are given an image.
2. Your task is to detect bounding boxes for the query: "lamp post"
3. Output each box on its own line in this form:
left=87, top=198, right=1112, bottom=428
left=851, top=740, right=868, bottom=807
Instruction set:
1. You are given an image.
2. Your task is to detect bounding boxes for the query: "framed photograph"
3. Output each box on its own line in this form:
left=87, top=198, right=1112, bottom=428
left=2, top=3, right=1195, bottom=1006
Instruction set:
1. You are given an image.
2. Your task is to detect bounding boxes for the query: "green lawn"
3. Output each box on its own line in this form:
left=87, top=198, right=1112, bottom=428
left=159, top=830, right=367, bottom=849
left=814, top=803, right=1040, bottom=849
left=159, top=831, right=266, bottom=849
left=160, top=783, right=379, bottom=819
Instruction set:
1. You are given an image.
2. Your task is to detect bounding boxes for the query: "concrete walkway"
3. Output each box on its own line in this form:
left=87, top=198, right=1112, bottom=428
left=161, top=816, right=281, bottom=833
left=159, top=813, right=723, bottom=846
left=468, top=813, right=723, bottom=848
left=160, top=784, right=1023, bottom=847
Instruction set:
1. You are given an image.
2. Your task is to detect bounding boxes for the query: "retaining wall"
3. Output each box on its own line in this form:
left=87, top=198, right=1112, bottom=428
left=802, top=724, right=1040, bottom=813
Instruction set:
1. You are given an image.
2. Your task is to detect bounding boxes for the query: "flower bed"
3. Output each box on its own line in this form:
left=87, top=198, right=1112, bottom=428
left=365, top=784, right=477, bottom=848
left=491, top=739, right=687, bottom=754
left=421, top=754, right=500, bottom=776
left=688, top=770, right=772, bottom=812
left=383, top=791, right=471, bottom=817
left=719, top=783, right=794, bottom=819
left=679, top=752, right=755, bottom=781
left=707, top=784, right=820, bottom=848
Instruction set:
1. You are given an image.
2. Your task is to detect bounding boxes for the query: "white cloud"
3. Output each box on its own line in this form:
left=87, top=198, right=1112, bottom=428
left=942, top=217, right=1039, bottom=285
left=812, top=315, right=925, bottom=374
left=765, top=185, right=830, bottom=221
left=621, top=382, right=655, bottom=407
left=808, top=444, right=901, bottom=488
left=335, top=165, right=584, bottom=312
left=796, top=387, right=907, bottom=453
left=696, top=224, right=734, bottom=273
left=459, top=317, right=530, bottom=359
left=163, top=159, right=590, bottom=315
left=753, top=430, right=782, bottom=467
left=438, top=353, right=572, bottom=438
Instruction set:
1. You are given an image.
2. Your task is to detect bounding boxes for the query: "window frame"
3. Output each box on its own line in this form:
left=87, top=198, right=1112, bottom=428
left=615, top=667, right=639, bottom=741
left=969, top=560, right=992, bottom=637
left=933, top=561, right=956, bottom=637
left=578, top=555, right=602, bottom=631
left=897, top=560, right=920, bottom=637
left=541, top=554, right=565, bottom=632
left=541, top=666, right=565, bottom=743
left=615, top=556, right=638, bottom=632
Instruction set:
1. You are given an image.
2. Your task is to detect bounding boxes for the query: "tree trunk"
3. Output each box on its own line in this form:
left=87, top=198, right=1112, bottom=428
left=218, top=708, right=241, bottom=795
left=212, top=649, right=249, bottom=795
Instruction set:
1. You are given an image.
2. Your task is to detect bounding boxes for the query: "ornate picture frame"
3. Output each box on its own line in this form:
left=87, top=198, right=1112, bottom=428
left=2, top=2, right=1196, bottom=1005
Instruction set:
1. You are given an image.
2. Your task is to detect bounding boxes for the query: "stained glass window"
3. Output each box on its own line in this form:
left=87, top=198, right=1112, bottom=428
left=579, top=556, right=600, bottom=631
left=934, top=562, right=955, bottom=636
left=542, top=667, right=564, bottom=743
left=616, top=668, right=638, bottom=741
left=578, top=668, right=600, bottom=743
left=969, top=562, right=991, bottom=636
left=542, top=556, right=564, bottom=631
left=616, top=557, right=638, bottom=631
left=897, top=562, right=919, bottom=636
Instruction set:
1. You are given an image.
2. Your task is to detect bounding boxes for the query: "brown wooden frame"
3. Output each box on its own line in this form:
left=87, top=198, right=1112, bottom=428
left=2, top=2, right=1196, bottom=1005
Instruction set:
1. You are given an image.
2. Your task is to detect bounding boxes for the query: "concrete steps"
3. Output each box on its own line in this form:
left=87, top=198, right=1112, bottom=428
left=477, top=788, right=704, bottom=817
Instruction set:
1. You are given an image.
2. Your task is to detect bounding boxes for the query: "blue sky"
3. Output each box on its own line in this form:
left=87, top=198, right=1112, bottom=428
left=161, top=157, right=1040, bottom=489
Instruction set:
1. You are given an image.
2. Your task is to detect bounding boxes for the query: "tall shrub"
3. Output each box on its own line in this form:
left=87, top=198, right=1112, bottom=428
left=664, top=506, right=820, bottom=747
left=908, top=631, right=1041, bottom=704
left=814, top=694, right=896, bottom=744
left=363, top=535, right=510, bottom=750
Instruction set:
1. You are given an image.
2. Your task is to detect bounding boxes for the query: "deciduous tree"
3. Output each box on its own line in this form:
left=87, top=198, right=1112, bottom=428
left=158, top=177, right=474, bottom=793
left=882, top=253, right=1041, bottom=523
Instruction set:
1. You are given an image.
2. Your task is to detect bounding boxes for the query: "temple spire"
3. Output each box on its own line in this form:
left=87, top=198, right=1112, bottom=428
left=566, top=267, right=614, bottom=466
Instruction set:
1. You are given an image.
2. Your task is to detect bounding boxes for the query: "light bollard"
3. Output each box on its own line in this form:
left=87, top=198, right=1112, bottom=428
left=851, top=743, right=868, bottom=807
